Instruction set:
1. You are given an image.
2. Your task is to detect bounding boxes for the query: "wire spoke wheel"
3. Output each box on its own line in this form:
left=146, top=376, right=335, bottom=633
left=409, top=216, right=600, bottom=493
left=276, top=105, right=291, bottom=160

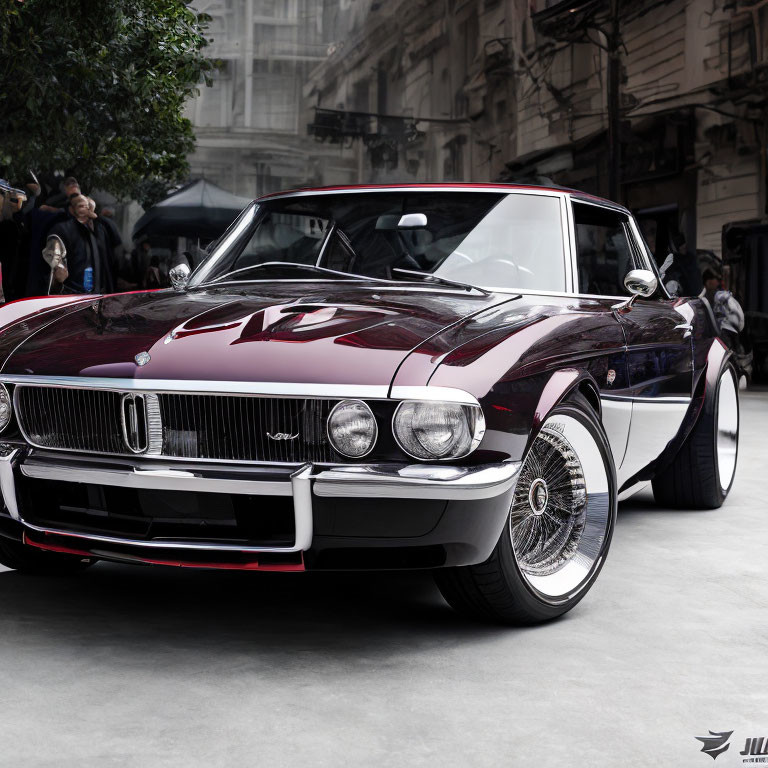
left=509, top=413, right=611, bottom=602
left=434, top=395, right=616, bottom=624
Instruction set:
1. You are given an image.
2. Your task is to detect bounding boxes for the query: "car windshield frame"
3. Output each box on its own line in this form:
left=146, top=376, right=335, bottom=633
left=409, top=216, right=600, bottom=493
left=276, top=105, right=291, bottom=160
left=187, top=190, right=571, bottom=294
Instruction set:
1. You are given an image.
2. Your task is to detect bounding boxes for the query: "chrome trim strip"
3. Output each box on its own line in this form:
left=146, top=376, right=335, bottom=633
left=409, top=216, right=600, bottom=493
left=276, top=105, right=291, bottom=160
left=20, top=461, right=295, bottom=496
left=189, top=203, right=260, bottom=286
left=601, top=394, right=692, bottom=404
left=6, top=376, right=390, bottom=399
left=145, top=394, right=163, bottom=455
left=0, top=446, right=21, bottom=520
left=290, top=464, right=313, bottom=551
left=20, top=522, right=300, bottom=554
left=259, top=186, right=569, bottom=202
left=567, top=192, right=631, bottom=216
left=312, top=461, right=521, bottom=500
left=563, top=189, right=579, bottom=294
left=6, top=377, right=480, bottom=404
left=388, top=386, right=481, bottom=405
left=119, top=393, right=148, bottom=454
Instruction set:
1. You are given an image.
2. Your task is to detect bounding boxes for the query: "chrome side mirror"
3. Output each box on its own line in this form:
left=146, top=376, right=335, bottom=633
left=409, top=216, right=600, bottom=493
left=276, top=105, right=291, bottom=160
left=169, top=262, right=191, bottom=291
left=613, top=269, right=658, bottom=310
left=624, top=269, right=658, bottom=297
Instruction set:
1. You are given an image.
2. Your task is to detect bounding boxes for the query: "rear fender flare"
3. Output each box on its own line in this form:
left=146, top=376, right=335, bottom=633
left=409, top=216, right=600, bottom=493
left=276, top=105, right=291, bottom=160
left=625, top=338, right=732, bottom=485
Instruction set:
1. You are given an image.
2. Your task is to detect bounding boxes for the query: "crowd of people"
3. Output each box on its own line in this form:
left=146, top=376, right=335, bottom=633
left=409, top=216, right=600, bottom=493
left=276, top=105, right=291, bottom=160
left=0, top=174, right=170, bottom=304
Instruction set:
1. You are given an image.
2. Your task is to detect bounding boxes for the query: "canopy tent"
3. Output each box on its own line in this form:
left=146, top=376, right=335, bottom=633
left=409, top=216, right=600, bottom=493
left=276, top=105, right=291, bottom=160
left=132, top=179, right=251, bottom=241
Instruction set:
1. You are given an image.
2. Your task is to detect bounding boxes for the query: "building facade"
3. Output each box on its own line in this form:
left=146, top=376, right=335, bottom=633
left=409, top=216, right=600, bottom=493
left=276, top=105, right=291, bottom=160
left=186, top=0, right=341, bottom=197
left=303, top=0, right=768, bottom=267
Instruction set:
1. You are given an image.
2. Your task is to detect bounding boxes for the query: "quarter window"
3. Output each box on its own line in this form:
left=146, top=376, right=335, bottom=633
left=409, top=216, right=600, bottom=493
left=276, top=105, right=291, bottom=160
left=573, top=203, right=636, bottom=296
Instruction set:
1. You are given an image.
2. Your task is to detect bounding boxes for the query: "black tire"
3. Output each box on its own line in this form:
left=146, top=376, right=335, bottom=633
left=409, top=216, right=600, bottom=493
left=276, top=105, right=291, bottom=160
left=0, top=537, right=96, bottom=575
left=652, top=364, right=739, bottom=510
left=435, top=393, right=617, bottom=625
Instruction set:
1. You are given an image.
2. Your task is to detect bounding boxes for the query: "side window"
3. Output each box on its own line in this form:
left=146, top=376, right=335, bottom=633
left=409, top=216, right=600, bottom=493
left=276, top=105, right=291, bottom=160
left=573, top=203, right=637, bottom=296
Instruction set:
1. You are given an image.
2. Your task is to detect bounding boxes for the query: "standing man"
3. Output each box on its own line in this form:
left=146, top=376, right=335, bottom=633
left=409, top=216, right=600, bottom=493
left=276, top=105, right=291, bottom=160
left=44, top=194, right=116, bottom=294
left=700, top=268, right=744, bottom=349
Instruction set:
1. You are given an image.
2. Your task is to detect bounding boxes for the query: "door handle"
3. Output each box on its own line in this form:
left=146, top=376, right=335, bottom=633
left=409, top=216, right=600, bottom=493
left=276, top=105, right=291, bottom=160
left=675, top=322, right=693, bottom=338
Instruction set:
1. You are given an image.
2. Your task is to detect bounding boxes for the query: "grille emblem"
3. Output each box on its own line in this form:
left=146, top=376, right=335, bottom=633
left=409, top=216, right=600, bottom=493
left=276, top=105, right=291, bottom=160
left=267, top=432, right=299, bottom=441
left=135, top=351, right=151, bottom=366
left=121, top=393, right=149, bottom=453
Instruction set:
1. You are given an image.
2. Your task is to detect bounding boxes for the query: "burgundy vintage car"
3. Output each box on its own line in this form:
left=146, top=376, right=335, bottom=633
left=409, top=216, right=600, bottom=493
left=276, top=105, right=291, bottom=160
left=0, top=184, right=739, bottom=624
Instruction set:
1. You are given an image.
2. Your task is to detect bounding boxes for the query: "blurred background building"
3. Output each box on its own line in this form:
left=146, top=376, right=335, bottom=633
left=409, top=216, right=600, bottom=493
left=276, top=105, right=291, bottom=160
left=188, top=0, right=767, bottom=257
left=186, top=0, right=341, bottom=196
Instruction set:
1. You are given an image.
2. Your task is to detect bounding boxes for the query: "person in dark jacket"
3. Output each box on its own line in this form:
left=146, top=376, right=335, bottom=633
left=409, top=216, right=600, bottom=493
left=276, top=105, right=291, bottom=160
left=44, top=194, right=116, bottom=294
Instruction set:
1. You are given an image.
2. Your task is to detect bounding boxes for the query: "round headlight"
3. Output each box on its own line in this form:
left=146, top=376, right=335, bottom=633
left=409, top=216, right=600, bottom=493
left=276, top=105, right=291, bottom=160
left=0, top=384, right=11, bottom=433
left=393, top=401, right=485, bottom=460
left=327, top=400, right=377, bottom=458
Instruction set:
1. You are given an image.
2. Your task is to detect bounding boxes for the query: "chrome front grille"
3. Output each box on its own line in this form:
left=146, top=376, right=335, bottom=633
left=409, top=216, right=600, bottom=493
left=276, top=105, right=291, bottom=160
left=16, top=387, right=125, bottom=454
left=159, top=394, right=336, bottom=462
left=15, top=386, right=339, bottom=463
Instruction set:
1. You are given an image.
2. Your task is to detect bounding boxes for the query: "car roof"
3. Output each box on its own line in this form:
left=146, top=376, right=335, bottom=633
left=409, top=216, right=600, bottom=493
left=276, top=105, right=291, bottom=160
left=255, top=182, right=630, bottom=213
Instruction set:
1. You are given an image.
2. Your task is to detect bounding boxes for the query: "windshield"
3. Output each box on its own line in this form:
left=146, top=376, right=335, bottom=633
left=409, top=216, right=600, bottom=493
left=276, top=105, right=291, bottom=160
left=189, top=191, right=567, bottom=292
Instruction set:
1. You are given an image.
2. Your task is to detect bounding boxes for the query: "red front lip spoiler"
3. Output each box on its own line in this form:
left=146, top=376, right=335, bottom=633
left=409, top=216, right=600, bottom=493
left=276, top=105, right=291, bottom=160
left=23, top=532, right=305, bottom=572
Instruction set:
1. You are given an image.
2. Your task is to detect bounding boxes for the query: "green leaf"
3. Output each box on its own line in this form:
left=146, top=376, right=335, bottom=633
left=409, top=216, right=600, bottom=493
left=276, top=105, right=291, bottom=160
left=0, top=0, right=212, bottom=206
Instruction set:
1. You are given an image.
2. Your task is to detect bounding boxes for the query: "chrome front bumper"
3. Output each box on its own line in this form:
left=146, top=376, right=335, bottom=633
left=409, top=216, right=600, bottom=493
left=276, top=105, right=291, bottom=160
left=0, top=445, right=520, bottom=555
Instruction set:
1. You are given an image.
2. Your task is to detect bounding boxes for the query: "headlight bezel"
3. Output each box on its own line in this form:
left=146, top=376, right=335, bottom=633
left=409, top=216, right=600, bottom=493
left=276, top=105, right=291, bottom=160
left=392, top=399, right=486, bottom=461
left=327, top=398, right=379, bottom=459
left=0, top=384, right=12, bottom=434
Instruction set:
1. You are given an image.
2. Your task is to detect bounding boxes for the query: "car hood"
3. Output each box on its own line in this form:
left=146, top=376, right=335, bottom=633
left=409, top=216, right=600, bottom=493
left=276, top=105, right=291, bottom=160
left=0, top=284, right=516, bottom=386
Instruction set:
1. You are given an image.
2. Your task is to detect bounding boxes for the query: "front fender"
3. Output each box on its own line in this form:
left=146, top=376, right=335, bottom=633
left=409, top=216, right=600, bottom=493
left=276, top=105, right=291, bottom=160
left=529, top=368, right=602, bottom=451
left=0, top=295, right=100, bottom=331
left=475, top=368, right=602, bottom=464
left=0, top=295, right=101, bottom=368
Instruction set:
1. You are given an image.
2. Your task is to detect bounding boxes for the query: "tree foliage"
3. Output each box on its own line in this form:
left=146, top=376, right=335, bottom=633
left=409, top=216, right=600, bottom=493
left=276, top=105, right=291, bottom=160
left=0, top=0, right=215, bottom=207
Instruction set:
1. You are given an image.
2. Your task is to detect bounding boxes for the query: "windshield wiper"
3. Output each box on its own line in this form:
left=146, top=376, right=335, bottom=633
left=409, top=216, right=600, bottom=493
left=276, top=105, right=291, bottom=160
left=206, top=261, right=388, bottom=285
left=391, top=268, right=490, bottom=296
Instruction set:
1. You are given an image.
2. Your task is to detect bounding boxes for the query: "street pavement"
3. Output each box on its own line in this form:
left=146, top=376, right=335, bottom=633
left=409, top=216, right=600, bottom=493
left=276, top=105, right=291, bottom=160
left=0, top=392, right=765, bottom=767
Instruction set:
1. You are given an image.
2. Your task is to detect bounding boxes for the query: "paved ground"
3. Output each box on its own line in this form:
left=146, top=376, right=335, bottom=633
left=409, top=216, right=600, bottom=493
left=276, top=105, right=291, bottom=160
left=0, top=392, right=765, bottom=768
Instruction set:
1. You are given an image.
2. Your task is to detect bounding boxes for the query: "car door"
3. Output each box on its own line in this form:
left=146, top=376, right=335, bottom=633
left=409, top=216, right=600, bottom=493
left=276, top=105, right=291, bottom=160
left=570, top=200, right=694, bottom=489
